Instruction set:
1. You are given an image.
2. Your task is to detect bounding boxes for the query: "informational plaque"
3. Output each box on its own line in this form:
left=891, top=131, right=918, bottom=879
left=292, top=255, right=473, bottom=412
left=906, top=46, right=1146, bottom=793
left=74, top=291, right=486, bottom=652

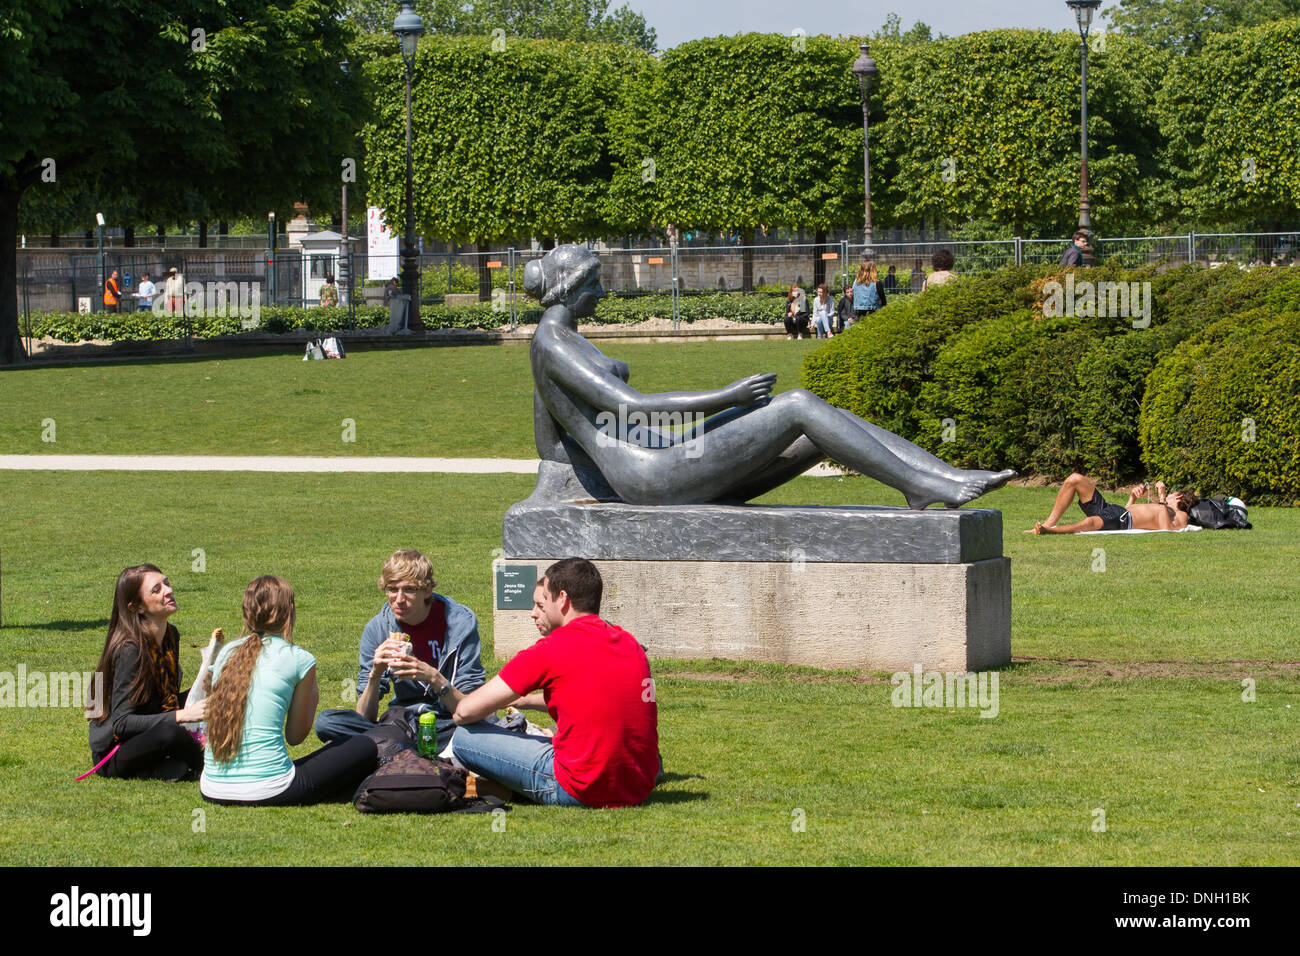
left=495, top=564, right=537, bottom=610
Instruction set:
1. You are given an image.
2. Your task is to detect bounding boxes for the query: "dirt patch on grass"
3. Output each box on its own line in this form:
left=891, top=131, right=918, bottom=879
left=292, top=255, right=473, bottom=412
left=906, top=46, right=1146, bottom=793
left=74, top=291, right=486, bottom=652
left=665, top=657, right=1300, bottom=686
left=1012, top=656, right=1300, bottom=684
left=671, top=671, right=763, bottom=682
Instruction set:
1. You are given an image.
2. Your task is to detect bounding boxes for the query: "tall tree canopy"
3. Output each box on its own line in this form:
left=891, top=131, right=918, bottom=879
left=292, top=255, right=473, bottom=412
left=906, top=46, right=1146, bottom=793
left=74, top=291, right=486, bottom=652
left=344, top=0, right=656, bottom=51
left=1, top=0, right=363, bottom=363
left=1105, top=0, right=1300, bottom=52
left=1156, top=18, right=1300, bottom=225
left=606, top=34, right=865, bottom=239
left=874, top=12, right=939, bottom=43
left=363, top=36, right=643, bottom=244
left=873, top=29, right=1167, bottom=237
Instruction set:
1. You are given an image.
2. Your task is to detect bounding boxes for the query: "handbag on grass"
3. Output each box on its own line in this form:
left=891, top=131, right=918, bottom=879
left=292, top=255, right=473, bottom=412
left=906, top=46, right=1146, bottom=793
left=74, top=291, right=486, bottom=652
left=353, top=746, right=508, bottom=815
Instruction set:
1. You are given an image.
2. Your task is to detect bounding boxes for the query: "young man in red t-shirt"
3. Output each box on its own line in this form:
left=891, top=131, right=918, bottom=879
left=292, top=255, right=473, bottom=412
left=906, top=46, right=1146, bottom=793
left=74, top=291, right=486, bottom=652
left=452, top=558, right=659, bottom=808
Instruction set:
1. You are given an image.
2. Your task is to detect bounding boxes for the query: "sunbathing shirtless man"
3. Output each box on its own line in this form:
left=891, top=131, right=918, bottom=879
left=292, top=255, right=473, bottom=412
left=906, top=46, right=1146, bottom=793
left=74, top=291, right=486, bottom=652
left=1029, top=473, right=1199, bottom=534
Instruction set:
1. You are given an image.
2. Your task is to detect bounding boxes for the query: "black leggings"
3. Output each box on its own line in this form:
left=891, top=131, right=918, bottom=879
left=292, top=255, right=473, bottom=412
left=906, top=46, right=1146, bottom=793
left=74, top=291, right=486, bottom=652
left=204, top=735, right=378, bottom=806
left=100, top=719, right=204, bottom=780
left=783, top=314, right=810, bottom=336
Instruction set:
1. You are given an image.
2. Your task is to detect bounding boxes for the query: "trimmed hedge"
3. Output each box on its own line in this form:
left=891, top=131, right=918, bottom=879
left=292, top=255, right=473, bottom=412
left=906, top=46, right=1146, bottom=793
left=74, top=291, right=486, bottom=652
left=1141, top=308, right=1300, bottom=506
left=25, top=292, right=790, bottom=343
left=27, top=306, right=395, bottom=342
left=802, top=263, right=1300, bottom=499
left=592, top=292, right=786, bottom=325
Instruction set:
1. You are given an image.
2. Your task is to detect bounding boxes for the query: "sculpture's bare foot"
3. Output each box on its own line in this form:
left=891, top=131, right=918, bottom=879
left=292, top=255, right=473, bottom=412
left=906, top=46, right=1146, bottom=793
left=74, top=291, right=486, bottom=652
left=979, top=468, right=1017, bottom=492
left=904, top=474, right=985, bottom=510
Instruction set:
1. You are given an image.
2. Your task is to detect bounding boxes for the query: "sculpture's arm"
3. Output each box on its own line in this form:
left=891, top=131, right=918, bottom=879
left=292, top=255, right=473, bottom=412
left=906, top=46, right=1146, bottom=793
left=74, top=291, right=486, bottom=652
left=543, top=333, right=774, bottom=415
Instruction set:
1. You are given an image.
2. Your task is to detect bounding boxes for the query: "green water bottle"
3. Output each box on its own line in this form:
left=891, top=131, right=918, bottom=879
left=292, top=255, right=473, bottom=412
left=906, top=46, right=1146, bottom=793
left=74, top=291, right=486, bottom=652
left=418, top=711, right=438, bottom=757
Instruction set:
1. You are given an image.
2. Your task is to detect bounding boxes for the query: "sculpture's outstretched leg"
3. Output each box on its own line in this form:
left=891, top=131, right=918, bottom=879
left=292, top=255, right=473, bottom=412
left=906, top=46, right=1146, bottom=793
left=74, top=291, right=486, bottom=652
left=834, top=408, right=1014, bottom=490
left=714, top=436, right=824, bottom=503
left=729, top=390, right=1013, bottom=509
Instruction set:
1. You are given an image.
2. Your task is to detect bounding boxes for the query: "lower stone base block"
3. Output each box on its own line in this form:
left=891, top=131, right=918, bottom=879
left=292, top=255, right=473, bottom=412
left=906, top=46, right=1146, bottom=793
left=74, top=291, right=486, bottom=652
left=494, top=556, right=1010, bottom=673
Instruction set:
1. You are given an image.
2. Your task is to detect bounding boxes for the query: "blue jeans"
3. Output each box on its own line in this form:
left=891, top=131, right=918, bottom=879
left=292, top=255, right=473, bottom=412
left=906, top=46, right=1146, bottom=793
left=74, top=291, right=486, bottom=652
left=452, top=722, right=586, bottom=807
left=315, top=706, right=455, bottom=747
left=812, top=313, right=834, bottom=337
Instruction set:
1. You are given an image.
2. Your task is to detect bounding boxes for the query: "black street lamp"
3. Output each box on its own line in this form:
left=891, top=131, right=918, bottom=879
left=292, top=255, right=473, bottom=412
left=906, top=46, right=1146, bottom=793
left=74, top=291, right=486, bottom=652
left=851, top=43, right=879, bottom=251
left=393, top=1, right=425, bottom=328
left=1067, top=0, right=1101, bottom=265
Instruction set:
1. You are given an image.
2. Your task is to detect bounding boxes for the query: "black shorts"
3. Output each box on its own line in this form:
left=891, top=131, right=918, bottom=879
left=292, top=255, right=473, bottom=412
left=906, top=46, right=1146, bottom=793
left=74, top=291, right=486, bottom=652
left=1080, top=488, right=1131, bottom=531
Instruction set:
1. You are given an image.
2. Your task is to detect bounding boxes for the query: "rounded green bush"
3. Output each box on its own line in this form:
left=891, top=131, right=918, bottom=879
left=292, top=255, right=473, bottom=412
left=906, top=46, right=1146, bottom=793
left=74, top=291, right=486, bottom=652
left=803, top=262, right=1300, bottom=493
left=1140, top=308, right=1300, bottom=505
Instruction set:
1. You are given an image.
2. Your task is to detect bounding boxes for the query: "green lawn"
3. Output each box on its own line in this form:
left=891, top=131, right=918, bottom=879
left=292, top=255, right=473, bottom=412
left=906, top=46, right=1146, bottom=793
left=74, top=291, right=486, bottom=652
left=0, top=343, right=1296, bottom=865
left=0, top=341, right=821, bottom=458
left=0, top=470, right=1295, bottom=866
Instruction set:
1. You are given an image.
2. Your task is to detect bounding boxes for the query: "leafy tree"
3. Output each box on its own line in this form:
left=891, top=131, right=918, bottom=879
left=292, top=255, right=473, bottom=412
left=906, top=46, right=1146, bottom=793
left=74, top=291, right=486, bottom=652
left=607, top=34, right=865, bottom=288
left=875, top=12, right=939, bottom=43
left=363, top=36, right=644, bottom=296
left=873, top=29, right=1167, bottom=237
left=1156, top=18, right=1300, bottom=227
left=2, top=0, right=362, bottom=364
left=1105, top=0, right=1300, bottom=52
left=344, top=0, right=656, bottom=51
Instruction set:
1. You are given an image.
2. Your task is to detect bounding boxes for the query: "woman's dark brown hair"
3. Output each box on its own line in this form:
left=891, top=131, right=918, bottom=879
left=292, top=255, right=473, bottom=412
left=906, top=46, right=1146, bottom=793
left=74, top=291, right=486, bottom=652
left=89, top=564, right=173, bottom=723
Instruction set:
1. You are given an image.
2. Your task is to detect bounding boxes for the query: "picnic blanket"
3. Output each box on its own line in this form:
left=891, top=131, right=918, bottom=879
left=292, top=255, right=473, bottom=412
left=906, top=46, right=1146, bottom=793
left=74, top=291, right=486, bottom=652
left=1075, top=525, right=1203, bottom=535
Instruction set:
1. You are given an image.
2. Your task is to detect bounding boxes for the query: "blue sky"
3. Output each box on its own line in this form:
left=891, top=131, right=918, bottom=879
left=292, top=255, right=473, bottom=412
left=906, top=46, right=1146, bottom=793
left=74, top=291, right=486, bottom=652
left=637, top=0, right=1120, bottom=50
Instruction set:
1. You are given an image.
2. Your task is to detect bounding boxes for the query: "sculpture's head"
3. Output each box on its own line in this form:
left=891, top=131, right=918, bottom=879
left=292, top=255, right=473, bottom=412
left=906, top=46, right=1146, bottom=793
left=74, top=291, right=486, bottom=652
left=524, top=244, right=603, bottom=318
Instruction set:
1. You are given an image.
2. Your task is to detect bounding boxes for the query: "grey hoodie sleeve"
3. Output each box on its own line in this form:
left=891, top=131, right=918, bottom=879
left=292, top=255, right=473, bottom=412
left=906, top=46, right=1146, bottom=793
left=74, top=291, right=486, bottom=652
left=441, top=600, right=486, bottom=694
left=355, top=610, right=391, bottom=699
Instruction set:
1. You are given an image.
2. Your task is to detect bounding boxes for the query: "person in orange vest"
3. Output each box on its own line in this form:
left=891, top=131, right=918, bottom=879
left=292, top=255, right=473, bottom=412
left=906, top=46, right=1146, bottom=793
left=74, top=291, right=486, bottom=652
left=104, top=270, right=123, bottom=313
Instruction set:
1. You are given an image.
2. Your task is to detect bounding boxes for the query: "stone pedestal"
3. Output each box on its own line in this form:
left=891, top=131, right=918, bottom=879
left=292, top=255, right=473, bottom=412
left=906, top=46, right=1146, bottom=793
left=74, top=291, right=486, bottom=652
left=495, top=501, right=1010, bottom=673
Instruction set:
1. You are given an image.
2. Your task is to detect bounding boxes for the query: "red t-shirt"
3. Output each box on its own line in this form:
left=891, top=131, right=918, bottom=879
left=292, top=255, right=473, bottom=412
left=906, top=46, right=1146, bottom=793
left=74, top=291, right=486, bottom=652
left=498, top=614, right=658, bottom=808
left=398, top=600, right=447, bottom=666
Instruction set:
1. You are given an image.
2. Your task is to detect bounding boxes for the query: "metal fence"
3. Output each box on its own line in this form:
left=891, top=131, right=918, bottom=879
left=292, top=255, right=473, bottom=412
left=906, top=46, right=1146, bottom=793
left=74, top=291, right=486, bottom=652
left=20, top=233, right=274, bottom=250
left=16, top=231, right=1300, bottom=343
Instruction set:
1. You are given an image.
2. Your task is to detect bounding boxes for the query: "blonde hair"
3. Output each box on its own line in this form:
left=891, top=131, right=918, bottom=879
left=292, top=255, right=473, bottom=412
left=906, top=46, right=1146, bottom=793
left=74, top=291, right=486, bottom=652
left=205, top=576, right=296, bottom=763
left=378, top=550, right=435, bottom=592
left=855, top=260, right=878, bottom=284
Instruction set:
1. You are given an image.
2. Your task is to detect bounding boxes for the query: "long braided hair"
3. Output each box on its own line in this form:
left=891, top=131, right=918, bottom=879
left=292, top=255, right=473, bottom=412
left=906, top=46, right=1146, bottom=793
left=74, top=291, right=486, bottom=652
left=205, top=576, right=295, bottom=762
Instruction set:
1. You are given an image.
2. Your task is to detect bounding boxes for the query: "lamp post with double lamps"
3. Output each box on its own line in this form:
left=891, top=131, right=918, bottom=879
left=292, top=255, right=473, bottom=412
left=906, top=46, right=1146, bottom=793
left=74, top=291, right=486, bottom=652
left=1066, top=0, right=1102, bottom=265
left=851, top=43, right=880, bottom=252
left=393, top=1, right=425, bottom=328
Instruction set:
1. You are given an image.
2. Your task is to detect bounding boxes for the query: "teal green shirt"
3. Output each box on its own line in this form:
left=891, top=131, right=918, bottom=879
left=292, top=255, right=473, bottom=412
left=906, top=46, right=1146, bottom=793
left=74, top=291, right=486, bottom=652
left=201, top=635, right=316, bottom=784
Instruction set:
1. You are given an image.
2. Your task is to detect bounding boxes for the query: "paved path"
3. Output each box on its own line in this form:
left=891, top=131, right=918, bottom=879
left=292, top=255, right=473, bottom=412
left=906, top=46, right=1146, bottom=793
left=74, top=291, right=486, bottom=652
left=0, top=454, right=843, bottom=476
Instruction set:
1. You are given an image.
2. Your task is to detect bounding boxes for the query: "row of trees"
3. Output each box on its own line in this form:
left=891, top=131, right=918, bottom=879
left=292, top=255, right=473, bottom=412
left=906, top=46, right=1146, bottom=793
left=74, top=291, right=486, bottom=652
left=361, top=21, right=1300, bottom=251
left=6, top=4, right=1300, bottom=360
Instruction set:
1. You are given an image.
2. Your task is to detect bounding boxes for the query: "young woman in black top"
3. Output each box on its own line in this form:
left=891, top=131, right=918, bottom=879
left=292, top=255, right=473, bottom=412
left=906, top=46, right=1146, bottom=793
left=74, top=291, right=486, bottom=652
left=87, top=565, right=206, bottom=780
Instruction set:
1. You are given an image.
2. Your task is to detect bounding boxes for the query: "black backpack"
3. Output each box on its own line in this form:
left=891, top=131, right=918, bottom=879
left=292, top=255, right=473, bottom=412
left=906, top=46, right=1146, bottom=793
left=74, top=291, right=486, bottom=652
left=353, top=746, right=507, bottom=815
left=1189, top=495, right=1251, bottom=530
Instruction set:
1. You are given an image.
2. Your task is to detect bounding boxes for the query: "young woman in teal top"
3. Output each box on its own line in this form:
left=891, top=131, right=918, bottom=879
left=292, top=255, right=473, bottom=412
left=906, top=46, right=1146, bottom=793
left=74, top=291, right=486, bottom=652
left=200, top=575, right=376, bottom=805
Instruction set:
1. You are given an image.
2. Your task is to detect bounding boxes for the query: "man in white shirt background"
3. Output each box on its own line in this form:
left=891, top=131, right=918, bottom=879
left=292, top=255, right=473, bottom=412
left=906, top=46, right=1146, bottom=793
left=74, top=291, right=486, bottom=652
left=134, top=272, right=156, bottom=312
